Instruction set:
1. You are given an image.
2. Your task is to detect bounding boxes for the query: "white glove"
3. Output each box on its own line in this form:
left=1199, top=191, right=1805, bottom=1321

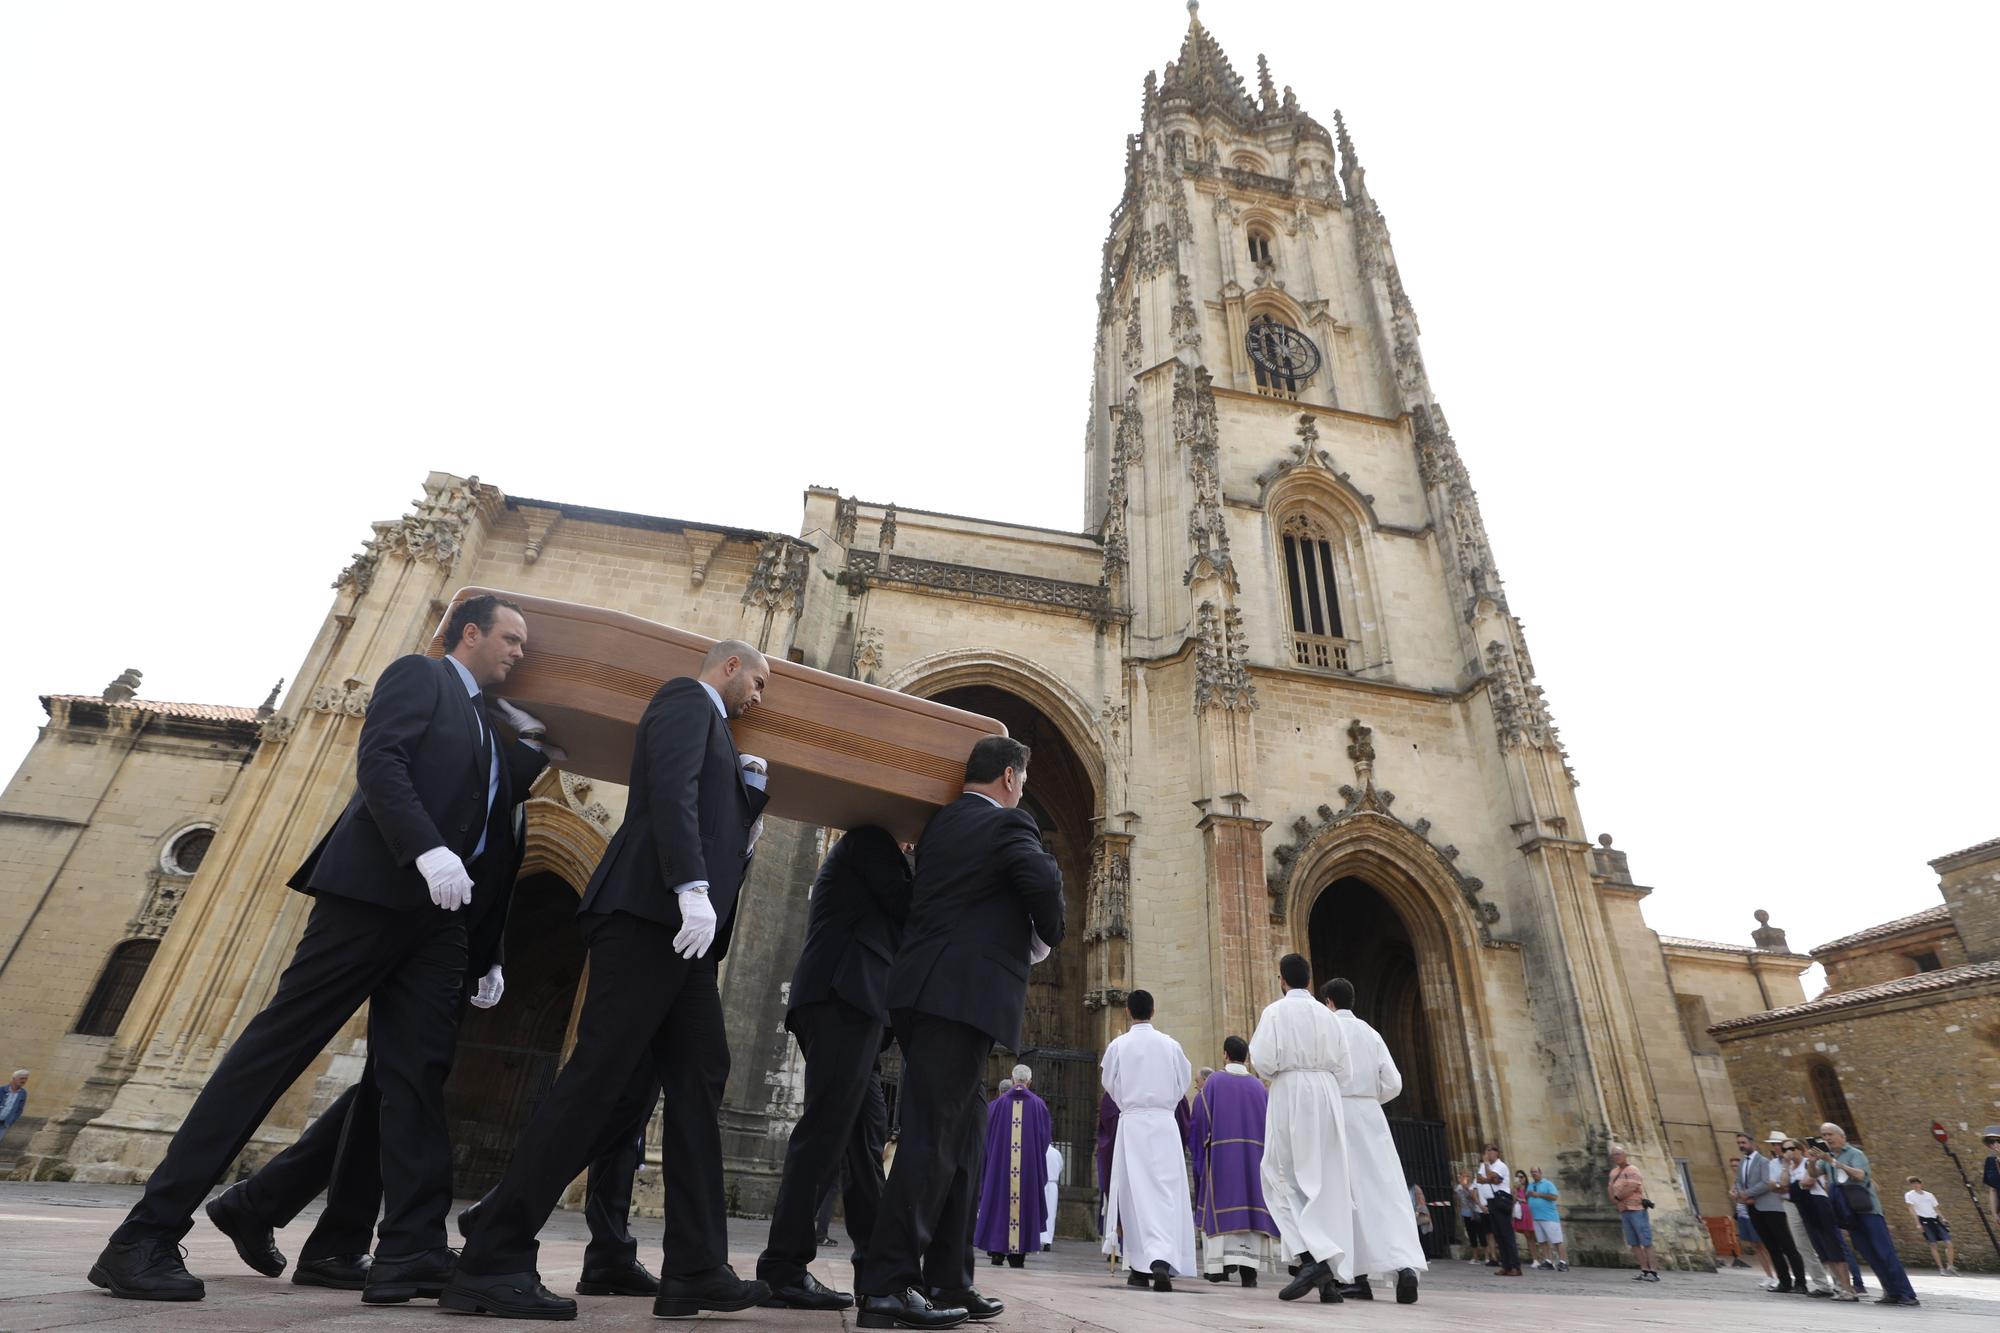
left=470, top=964, right=504, bottom=1009
left=673, top=889, right=718, bottom=959
left=739, top=752, right=768, bottom=791
left=490, top=698, right=546, bottom=737
left=746, top=815, right=765, bottom=857
left=416, top=846, right=474, bottom=911
left=1028, top=927, right=1051, bottom=966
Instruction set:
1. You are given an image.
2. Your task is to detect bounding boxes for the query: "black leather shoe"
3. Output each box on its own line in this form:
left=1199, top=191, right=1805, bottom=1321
left=930, top=1287, right=1002, bottom=1320
left=760, top=1271, right=853, bottom=1310
left=88, top=1238, right=205, bottom=1301
left=575, top=1258, right=658, bottom=1296
left=654, top=1265, right=769, bottom=1318
left=1127, top=1269, right=1151, bottom=1287
left=1204, top=1270, right=1229, bottom=1283
left=857, top=1287, right=970, bottom=1329
left=362, top=1247, right=456, bottom=1304
left=1319, top=1283, right=1346, bottom=1303
left=205, top=1184, right=286, bottom=1277
left=1339, top=1275, right=1374, bottom=1300
left=1239, top=1267, right=1257, bottom=1288
left=1006, top=1252, right=1025, bottom=1269
left=1150, top=1260, right=1173, bottom=1293
left=293, top=1253, right=370, bottom=1290
left=988, top=1251, right=1004, bottom=1266
left=440, top=1269, right=578, bottom=1320
left=1395, top=1268, right=1419, bottom=1304
left=1280, top=1258, right=1334, bottom=1302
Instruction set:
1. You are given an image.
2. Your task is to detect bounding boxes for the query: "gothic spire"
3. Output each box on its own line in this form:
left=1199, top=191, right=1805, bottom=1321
left=1334, top=109, right=1367, bottom=200
left=1255, top=54, right=1277, bottom=112
left=1161, top=1, right=1259, bottom=123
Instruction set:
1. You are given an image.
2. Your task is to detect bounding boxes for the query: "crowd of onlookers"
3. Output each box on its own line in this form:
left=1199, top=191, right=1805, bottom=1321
left=1436, top=1120, right=2000, bottom=1307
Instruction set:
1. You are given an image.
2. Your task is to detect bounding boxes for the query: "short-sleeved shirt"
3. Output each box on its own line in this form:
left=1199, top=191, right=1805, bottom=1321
left=1527, top=1178, right=1560, bottom=1221
left=1475, top=1159, right=1510, bottom=1203
left=1985, top=1153, right=2000, bottom=1193
left=1904, top=1189, right=1940, bottom=1218
left=1832, top=1145, right=1881, bottom=1213
left=1608, top=1163, right=1646, bottom=1212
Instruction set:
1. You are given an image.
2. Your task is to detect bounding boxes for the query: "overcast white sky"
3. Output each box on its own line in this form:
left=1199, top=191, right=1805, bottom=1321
left=3, top=2, right=1994, bottom=959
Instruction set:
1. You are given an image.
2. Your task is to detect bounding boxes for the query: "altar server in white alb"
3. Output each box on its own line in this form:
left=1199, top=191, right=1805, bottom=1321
left=1250, top=953, right=1355, bottom=1304
left=1099, top=990, right=1197, bottom=1292
left=1321, top=978, right=1424, bottom=1304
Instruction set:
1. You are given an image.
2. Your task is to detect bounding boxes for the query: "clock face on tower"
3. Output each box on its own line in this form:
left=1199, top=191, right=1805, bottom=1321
left=1246, top=318, right=1322, bottom=381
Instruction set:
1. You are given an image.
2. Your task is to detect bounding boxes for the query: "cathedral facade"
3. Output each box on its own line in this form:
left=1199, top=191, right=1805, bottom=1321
left=1, top=14, right=1810, bottom=1264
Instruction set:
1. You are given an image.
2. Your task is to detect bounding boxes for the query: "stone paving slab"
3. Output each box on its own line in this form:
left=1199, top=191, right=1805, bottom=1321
left=2, top=1183, right=1996, bottom=1331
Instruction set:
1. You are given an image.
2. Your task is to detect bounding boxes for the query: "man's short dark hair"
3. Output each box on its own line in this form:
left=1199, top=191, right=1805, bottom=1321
left=1223, top=1035, right=1248, bottom=1063
left=1279, top=953, right=1311, bottom=991
left=1127, top=989, right=1155, bottom=1021
left=444, top=594, right=523, bottom=653
left=965, top=735, right=1030, bottom=785
left=1320, top=977, right=1355, bottom=1010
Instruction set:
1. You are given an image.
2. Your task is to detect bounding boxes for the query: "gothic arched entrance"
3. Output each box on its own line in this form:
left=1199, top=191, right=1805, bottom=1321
left=443, top=869, right=588, bottom=1197
left=1307, top=876, right=1442, bottom=1122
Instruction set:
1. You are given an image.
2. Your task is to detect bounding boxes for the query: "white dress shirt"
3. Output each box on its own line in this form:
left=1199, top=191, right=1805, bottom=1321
left=443, top=654, right=500, bottom=861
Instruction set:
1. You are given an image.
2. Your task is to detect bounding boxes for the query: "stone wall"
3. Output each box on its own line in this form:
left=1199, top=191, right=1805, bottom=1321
left=1933, top=840, right=2000, bottom=965
left=1714, top=973, right=2000, bottom=1271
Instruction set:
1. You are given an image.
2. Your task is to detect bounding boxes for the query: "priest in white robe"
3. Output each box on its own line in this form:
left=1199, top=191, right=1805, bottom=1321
left=1041, top=1145, right=1061, bottom=1250
left=1099, top=989, right=1198, bottom=1292
left=1323, top=977, right=1425, bottom=1304
left=1250, top=953, right=1355, bottom=1304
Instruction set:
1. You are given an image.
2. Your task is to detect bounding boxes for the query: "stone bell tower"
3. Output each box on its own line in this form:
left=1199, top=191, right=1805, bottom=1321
left=1085, top=5, right=1714, bottom=1265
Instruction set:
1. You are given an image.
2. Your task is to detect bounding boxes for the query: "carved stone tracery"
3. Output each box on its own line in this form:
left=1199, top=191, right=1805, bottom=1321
left=335, top=475, right=495, bottom=594
left=742, top=536, right=812, bottom=617
left=1193, top=599, right=1255, bottom=713
left=1174, top=362, right=1235, bottom=589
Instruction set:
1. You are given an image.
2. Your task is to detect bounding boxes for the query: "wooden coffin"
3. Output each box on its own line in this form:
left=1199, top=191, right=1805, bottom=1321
left=426, top=588, right=1004, bottom=842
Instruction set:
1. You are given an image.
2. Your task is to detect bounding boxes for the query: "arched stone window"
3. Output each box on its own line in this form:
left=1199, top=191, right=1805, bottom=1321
left=1807, top=1059, right=1861, bottom=1143
left=1231, top=150, right=1270, bottom=174
left=1280, top=512, right=1349, bottom=670
left=1247, top=225, right=1275, bottom=267
left=74, top=938, right=158, bottom=1037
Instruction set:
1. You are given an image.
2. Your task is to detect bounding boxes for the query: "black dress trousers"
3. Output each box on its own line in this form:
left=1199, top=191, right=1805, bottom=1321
left=110, top=895, right=465, bottom=1257
left=854, top=1010, right=992, bottom=1297
left=757, top=998, right=888, bottom=1286
left=457, top=910, right=729, bottom=1278
left=581, top=1066, right=661, bottom=1271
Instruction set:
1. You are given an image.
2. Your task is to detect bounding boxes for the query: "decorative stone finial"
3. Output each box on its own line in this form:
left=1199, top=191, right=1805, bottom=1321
left=1598, top=833, right=1614, bottom=848
left=1187, top=0, right=1199, bottom=16
left=1754, top=908, right=1770, bottom=925
left=257, top=679, right=284, bottom=720
left=103, top=668, right=142, bottom=703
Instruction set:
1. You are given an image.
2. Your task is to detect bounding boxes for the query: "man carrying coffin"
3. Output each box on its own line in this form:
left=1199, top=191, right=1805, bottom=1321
left=756, top=825, right=913, bottom=1310
left=1100, top=990, right=1198, bottom=1293
left=446, top=640, right=772, bottom=1321
left=975, top=1064, right=1053, bottom=1269
left=90, top=596, right=549, bottom=1304
left=1189, top=1035, right=1279, bottom=1286
left=1250, top=953, right=1355, bottom=1304
left=1321, top=978, right=1424, bottom=1305
left=854, top=736, right=1065, bottom=1331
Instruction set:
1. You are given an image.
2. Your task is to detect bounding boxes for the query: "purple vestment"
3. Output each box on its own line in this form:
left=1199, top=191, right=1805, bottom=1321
left=1187, top=1069, right=1279, bottom=1239
left=1096, top=1093, right=1119, bottom=1194
left=973, top=1087, right=1052, bottom=1255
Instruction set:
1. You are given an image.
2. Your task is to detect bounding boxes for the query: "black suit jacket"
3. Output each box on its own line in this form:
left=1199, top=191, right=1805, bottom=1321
left=579, top=677, right=768, bottom=958
left=786, top=825, right=912, bottom=1030
left=885, top=794, right=1065, bottom=1052
left=289, top=655, right=547, bottom=915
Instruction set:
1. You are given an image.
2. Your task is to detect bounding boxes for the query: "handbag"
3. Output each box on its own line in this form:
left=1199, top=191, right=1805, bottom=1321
left=1840, top=1180, right=1876, bottom=1214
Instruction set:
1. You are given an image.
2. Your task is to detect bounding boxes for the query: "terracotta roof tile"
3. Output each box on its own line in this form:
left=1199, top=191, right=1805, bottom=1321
left=1708, top=960, right=2000, bottom=1034
left=1930, top=834, right=2000, bottom=867
left=1657, top=935, right=1788, bottom=957
left=1810, top=904, right=1951, bottom=955
left=43, top=694, right=263, bottom=724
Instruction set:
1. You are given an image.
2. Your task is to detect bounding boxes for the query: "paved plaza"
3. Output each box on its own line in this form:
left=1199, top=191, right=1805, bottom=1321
left=4, top=1183, right=1997, bottom=1331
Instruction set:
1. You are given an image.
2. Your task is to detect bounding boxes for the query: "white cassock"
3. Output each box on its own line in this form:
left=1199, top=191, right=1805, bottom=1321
left=1042, top=1145, right=1062, bottom=1249
left=1100, top=1022, right=1198, bottom=1277
left=1250, top=989, right=1355, bottom=1280
left=1334, top=1009, right=1427, bottom=1277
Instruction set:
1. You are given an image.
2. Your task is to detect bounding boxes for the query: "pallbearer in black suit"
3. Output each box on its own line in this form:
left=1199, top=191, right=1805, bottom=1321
left=756, top=825, right=913, bottom=1310
left=89, top=596, right=551, bottom=1304
left=854, top=736, right=1066, bottom=1331
left=445, top=640, right=773, bottom=1322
